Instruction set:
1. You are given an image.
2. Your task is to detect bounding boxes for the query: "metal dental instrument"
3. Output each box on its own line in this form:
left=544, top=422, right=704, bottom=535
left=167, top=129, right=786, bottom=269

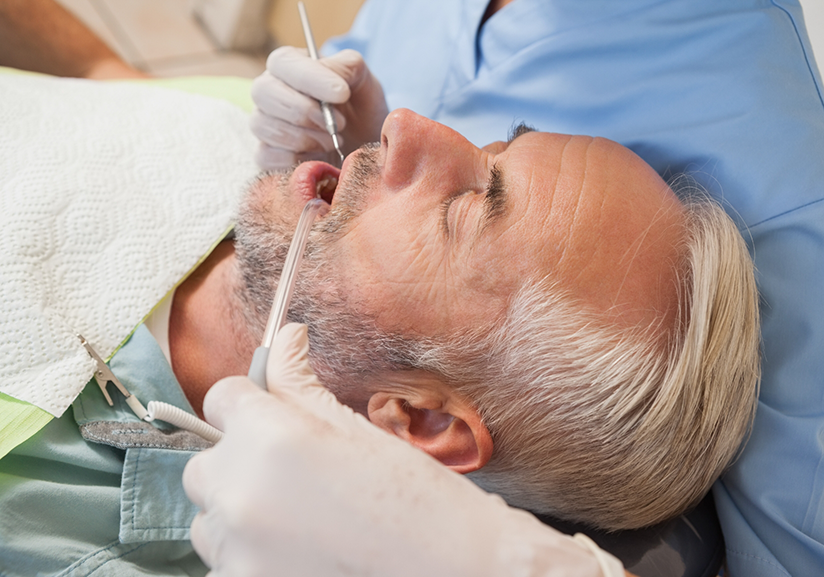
left=247, top=198, right=330, bottom=388
left=78, top=198, right=330, bottom=426
left=79, top=333, right=222, bottom=441
left=298, top=1, right=345, bottom=166
left=78, top=334, right=149, bottom=420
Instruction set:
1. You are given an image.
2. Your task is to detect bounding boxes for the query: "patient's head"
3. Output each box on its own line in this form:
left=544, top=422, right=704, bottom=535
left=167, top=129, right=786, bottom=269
left=234, top=109, right=760, bottom=530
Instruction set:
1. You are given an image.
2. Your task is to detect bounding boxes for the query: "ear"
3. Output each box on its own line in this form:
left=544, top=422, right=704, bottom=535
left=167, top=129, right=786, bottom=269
left=367, top=391, right=493, bottom=474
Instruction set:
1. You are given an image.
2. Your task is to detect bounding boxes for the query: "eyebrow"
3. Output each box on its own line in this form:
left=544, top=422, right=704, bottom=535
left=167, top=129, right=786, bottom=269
left=507, top=122, right=537, bottom=143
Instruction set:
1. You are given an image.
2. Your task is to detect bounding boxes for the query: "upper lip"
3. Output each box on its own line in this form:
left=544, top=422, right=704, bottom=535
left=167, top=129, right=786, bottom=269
left=289, top=160, right=341, bottom=208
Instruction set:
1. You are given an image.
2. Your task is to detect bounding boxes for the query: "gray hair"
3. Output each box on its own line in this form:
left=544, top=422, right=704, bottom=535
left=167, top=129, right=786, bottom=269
left=412, top=194, right=761, bottom=530
left=236, top=174, right=760, bottom=530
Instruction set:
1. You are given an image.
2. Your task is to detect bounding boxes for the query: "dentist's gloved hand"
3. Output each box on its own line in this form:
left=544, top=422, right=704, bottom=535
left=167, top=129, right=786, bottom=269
left=250, top=47, right=388, bottom=170
left=182, top=323, right=627, bottom=577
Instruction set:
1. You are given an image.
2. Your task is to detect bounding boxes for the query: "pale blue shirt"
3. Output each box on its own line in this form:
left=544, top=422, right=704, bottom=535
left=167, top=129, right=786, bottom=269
left=327, top=1, right=824, bottom=575
left=0, top=325, right=207, bottom=576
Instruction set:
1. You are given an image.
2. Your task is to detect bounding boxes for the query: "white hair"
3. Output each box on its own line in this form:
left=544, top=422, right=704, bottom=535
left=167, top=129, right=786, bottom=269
left=236, top=175, right=760, bottom=530
left=417, top=195, right=761, bottom=530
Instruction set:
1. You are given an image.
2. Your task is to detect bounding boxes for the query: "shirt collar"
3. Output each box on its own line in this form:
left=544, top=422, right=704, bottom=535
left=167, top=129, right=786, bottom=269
left=72, top=324, right=206, bottom=545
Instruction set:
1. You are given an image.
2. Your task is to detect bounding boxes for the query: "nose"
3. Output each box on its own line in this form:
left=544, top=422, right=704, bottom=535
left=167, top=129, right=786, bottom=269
left=379, top=109, right=480, bottom=190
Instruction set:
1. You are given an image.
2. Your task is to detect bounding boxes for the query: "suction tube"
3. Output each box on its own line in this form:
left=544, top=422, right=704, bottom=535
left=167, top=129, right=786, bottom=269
left=247, top=198, right=330, bottom=387
left=142, top=200, right=329, bottom=440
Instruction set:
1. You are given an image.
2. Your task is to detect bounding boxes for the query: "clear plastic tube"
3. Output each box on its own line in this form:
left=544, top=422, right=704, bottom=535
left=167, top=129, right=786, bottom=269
left=247, top=198, right=329, bottom=387
left=140, top=200, right=330, bottom=438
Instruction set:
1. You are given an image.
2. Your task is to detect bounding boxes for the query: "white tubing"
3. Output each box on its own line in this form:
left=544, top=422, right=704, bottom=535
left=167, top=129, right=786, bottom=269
left=145, top=401, right=224, bottom=443
left=125, top=395, right=149, bottom=421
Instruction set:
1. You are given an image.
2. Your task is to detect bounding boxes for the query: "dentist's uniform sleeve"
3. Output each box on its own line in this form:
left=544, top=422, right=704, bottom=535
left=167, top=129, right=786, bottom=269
left=327, top=1, right=824, bottom=574
left=182, top=324, right=624, bottom=577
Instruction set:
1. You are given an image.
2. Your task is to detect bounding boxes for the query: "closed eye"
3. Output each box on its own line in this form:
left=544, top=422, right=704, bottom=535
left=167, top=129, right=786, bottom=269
left=441, top=122, right=532, bottom=239
left=441, top=163, right=508, bottom=239
left=440, top=189, right=471, bottom=237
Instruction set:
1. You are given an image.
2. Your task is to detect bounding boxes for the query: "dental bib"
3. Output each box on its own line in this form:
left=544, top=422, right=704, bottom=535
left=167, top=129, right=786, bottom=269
left=0, top=73, right=258, bottom=417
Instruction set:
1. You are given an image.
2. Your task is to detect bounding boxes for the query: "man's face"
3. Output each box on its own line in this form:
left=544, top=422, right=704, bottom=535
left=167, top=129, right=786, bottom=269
left=237, top=109, right=686, bottom=395
left=251, top=110, right=684, bottom=335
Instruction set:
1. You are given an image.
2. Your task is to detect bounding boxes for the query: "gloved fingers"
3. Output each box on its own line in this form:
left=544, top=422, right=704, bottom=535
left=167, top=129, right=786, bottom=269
left=254, top=143, right=332, bottom=171
left=266, top=323, right=318, bottom=390
left=267, top=323, right=342, bottom=406
left=192, top=499, right=278, bottom=577
left=250, top=71, right=332, bottom=130
left=265, top=323, right=381, bottom=433
left=182, top=450, right=210, bottom=509
left=314, top=49, right=373, bottom=94
left=249, top=109, right=339, bottom=152
left=267, top=45, right=351, bottom=104
left=189, top=511, right=216, bottom=569
left=190, top=502, right=256, bottom=576
left=200, top=375, right=271, bottom=433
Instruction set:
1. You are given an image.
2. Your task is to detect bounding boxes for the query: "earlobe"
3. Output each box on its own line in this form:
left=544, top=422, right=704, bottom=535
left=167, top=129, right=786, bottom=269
left=367, top=392, right=493, bottom=474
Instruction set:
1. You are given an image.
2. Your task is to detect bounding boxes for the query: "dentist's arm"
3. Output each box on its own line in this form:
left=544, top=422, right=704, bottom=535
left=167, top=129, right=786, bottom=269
left=183, top=323, right=630, bottom=577
left=0, top=0, right=147, bottom=79
left=250, top=47, right=388, bottom=169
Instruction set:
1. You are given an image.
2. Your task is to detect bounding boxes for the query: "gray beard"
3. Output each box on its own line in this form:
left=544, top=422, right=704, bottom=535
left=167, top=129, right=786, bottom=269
left=232, top=146, right=427, bottom=411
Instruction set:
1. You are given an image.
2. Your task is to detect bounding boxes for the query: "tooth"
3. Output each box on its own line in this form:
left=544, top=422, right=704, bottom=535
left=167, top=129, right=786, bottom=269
left=315, top=177, right=331, bottom=198
left=315, top=176, right=338, bottom=199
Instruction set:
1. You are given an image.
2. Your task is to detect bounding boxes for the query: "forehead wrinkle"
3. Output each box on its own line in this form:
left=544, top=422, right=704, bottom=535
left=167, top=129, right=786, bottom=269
left=490, top=133, right=560, bottom=235
left=551, top=136, right=591, bottom=275
left=571, top=137, right=637, bottom=294
left=609, top=190, right=662, bottom=311
left=608, top=186, right=684, bottom=319
left=467, top=134, right=568, bottom=286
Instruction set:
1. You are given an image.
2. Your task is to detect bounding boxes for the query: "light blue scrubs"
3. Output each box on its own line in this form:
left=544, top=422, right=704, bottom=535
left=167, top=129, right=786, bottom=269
left=326, top=1, right=824, bottom=575
left=0, top=325, right=207, bottom=576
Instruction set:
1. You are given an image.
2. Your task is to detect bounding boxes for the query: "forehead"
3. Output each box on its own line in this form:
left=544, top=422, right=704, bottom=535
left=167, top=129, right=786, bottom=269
left=475, top=131, right=684, bottom=322
left=470, top=132, right=596, bottom=277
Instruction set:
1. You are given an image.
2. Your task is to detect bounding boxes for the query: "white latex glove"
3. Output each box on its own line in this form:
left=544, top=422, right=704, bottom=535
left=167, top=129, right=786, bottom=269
left=183, top=323, right=626, bottom=577
left=250, top=46, right=389, bottom=170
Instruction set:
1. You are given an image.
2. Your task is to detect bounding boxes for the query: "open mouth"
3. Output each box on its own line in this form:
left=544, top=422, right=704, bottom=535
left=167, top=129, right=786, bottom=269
left=315, top=173, right=338, bottom=205
left=291, top=160, right=342, bottom=210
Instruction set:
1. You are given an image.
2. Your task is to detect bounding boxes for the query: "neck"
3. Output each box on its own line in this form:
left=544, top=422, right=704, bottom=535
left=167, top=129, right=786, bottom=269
left=168, top=240, right=255, bottom=416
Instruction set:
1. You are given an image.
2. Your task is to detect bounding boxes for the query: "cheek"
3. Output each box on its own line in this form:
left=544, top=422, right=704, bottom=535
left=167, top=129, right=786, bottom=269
left=333, top=212, right=470, bottom=335
left=464, top=226, right=543, bottom=301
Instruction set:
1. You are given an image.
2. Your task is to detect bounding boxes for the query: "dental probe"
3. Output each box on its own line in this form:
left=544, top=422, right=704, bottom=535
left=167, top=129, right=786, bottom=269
left=298, top=1, right=345, bottom=166
left=247, top=198, right=330, bottom=388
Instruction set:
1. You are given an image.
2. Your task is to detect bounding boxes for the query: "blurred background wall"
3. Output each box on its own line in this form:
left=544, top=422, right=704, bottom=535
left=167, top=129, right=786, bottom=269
left=54, top=0, right=364, bottom=78
left=268, top=0, right=364, bottom=49
left=53, top=0, right=822, bottom=80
